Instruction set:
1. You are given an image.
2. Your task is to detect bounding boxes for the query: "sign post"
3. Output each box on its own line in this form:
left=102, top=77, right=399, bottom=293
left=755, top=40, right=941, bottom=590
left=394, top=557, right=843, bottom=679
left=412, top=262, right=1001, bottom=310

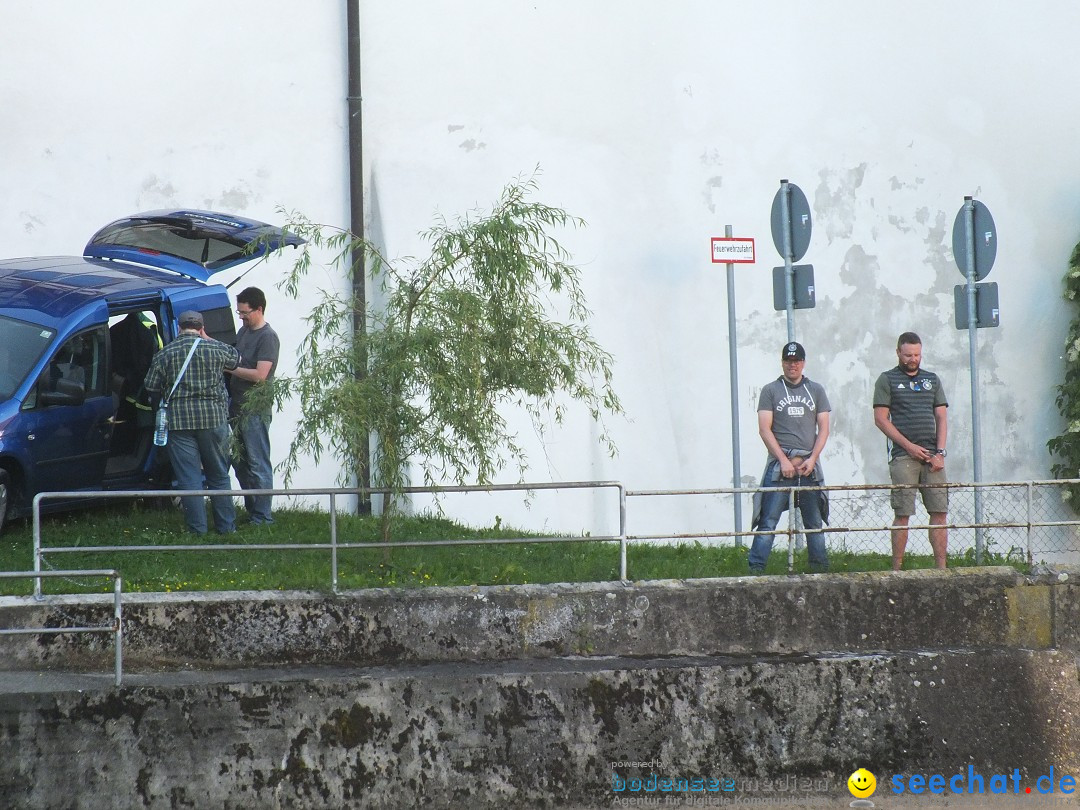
left=711, top=229, right=756, bottom=543
left=952, top=196, right=998, bottom=564
left=770, top=180, right=814, bottom=339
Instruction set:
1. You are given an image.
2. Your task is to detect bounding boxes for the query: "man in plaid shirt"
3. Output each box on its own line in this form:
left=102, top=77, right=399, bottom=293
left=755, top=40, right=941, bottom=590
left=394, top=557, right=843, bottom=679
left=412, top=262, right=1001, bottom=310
left=144, top=310, right=240, bottom=535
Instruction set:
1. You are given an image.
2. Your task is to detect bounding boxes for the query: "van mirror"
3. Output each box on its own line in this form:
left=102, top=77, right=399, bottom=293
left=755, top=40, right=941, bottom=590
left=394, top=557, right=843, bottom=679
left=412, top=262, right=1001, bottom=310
left=39, top=377, right=86, bottom=407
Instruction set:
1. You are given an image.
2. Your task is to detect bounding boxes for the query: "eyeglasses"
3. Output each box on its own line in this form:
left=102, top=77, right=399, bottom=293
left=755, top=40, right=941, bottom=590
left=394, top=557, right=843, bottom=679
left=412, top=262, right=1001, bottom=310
left=236, top=308, right=254, bottom=316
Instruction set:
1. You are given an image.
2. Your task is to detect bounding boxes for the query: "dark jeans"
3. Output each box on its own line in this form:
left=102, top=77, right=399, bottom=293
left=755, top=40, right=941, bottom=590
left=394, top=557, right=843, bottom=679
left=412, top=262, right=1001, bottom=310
left=749, top=465, right=828, bottom=571
left=166, top=424, right=235, bottom=535
left=232, top=413, right=274, bottom=524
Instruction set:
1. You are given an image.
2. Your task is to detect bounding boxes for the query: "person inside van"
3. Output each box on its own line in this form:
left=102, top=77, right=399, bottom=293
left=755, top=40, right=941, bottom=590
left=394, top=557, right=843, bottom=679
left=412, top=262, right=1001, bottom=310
left=52, top=334, right=90, bottom=388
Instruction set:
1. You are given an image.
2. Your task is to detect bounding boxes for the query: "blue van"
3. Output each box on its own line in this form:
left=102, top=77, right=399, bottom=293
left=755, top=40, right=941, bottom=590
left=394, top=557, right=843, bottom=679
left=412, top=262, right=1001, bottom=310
left=0, top=210, right=301, bottom=531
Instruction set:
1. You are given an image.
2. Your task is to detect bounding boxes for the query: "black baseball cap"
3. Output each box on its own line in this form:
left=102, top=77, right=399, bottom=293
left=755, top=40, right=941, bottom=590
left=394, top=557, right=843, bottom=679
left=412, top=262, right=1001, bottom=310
left=781, top=342, right=805, bottom=361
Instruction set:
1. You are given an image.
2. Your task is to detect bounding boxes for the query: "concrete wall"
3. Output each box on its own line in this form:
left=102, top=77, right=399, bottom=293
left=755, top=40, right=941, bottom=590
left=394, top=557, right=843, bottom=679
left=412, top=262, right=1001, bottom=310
left=6, top=2, right=1080, bottom=538
left=357, top=1, right=1080, bottom=537
left=3, top=650, right=1077, bottom=809
left=2, top=569, right=1079, bottom=808
left=0, top=567, right=1071, bottom=670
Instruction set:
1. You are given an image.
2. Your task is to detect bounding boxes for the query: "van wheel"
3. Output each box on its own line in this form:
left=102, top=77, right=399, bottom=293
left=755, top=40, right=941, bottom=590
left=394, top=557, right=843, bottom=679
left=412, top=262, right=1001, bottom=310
left=0, top=471, right=10, bottom=535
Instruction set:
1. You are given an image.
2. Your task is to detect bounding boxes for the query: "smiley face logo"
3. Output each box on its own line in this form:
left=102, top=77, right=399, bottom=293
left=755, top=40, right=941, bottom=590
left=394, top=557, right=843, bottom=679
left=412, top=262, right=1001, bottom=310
left=848, top=768, right=876, bottom=798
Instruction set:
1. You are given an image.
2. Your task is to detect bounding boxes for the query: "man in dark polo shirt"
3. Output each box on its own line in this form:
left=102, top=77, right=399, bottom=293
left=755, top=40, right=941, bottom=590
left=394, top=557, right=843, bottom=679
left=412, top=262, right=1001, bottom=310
left=873, top=331, right=949, bottom=570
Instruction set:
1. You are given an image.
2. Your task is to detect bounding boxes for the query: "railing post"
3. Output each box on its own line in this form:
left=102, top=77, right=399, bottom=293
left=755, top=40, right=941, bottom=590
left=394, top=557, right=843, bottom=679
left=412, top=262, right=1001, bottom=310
left=1026, top=481, right=1033, bottom=568
left=330, top=492, right=339, bottom=594
left=113, top=573, right=123, bottom=687
left=33, top=494, right=43, bottom=599
left=787, top=486, right=795, bottom=573
left=619, top=483, right=628, bottom=582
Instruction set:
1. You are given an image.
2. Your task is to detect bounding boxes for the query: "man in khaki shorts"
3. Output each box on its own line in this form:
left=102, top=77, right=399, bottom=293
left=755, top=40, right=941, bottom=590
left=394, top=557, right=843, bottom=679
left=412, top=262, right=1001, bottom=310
left=872, top=332, right=949, bottom=570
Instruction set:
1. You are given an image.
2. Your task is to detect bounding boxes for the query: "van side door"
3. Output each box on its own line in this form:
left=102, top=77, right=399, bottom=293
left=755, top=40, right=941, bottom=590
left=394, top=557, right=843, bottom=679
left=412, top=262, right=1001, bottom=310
left=22, top=325, right=115, bottom=494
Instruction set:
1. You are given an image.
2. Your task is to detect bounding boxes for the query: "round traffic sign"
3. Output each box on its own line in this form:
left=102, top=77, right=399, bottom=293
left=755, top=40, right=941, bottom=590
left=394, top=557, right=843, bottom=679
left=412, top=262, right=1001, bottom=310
left=771, top=182, right=812, bottom=262
left=952, top=199, right=996, bottom=281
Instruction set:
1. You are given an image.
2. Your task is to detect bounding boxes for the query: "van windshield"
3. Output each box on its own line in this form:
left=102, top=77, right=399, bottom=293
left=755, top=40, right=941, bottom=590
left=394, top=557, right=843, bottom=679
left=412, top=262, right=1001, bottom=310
left=0, top=316, right=56, bottom=399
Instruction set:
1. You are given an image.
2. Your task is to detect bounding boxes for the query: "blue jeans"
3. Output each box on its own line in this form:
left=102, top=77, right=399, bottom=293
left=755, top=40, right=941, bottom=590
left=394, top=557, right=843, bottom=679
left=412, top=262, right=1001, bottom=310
left=232, top=413, right=274, bottom=524
left=166, top=424, right=236, bottom=535
left=749, top=466, right=828, bottom=571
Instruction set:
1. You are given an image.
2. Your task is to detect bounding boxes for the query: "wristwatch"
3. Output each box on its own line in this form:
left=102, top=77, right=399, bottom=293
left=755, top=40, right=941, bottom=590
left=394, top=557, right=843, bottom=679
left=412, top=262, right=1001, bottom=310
left=935, top=448, right=947, bottom=457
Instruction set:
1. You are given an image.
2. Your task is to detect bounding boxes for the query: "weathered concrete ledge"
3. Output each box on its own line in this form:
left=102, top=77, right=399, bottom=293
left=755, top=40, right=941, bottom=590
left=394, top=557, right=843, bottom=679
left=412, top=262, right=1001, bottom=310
left=2, top=648, right=1078, bottom=809
left=0, top=566, right=1075, bottom=670
left=2, top=568, right=1079, bottom=809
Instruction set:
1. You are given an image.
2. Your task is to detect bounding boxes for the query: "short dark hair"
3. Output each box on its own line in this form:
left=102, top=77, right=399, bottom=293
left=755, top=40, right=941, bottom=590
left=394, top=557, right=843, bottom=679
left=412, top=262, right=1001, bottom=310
left=897, top=331, right=922, bottom=349
left=237, top=287, right=266, bottom=312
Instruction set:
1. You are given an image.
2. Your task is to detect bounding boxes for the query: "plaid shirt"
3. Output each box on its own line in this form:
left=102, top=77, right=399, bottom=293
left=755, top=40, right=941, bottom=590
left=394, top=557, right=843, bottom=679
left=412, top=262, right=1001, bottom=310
left=144, top=333, right=240, bottom=430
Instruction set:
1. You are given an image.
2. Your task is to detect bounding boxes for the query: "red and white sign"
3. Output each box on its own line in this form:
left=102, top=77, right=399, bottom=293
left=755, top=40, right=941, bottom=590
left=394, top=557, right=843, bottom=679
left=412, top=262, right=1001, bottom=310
left=711, top=237, right=755, bottom=264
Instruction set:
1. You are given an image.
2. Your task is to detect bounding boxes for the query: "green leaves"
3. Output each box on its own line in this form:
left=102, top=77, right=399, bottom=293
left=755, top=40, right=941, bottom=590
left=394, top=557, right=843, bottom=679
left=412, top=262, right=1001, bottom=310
left=1048, top=239, right=1080, bottom=506
left=270, top=173, right=624, bottom=532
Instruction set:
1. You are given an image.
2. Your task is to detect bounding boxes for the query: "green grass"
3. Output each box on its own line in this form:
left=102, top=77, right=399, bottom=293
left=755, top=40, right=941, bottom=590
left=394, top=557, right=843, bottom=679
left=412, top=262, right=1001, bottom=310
left=0, top=501, right=1027, bottom=597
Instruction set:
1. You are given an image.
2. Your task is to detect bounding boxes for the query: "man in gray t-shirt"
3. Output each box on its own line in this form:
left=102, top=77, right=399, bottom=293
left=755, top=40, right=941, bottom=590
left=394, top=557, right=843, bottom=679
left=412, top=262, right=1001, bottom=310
left=748, top=342, right=832, bottom=573
left=225, top=287, right=280, bottom=526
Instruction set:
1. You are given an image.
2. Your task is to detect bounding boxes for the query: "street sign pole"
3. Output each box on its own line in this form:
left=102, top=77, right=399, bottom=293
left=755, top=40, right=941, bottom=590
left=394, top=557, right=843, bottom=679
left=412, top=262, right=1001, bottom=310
left=954, top=196, right=997, bottom=564
left=712, top=232, right=755, bottom=544
left=962, top=197, right=984, bottom=563
left=724, top=224, right=744, bottom=543
left=780, top=180, right=796, bottom=342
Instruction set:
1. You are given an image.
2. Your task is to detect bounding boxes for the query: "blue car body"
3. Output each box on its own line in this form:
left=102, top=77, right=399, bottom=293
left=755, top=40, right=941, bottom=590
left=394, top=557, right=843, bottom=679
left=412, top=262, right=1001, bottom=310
left=0, top=210, right=301, bottom=530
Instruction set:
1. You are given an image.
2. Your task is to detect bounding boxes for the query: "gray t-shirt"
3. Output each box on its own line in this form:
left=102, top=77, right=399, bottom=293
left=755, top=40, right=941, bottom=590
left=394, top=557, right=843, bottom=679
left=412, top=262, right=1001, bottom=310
left=757, top=376, right=831, bottom=455
left=230, top=322, right=280, bottom=416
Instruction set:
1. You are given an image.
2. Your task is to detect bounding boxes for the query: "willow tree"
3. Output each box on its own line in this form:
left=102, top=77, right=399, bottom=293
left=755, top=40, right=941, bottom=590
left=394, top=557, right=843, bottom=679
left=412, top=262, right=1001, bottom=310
left=1049, top=238, right=1080, bottom=506
left=269, top=175, right=622, bottom=538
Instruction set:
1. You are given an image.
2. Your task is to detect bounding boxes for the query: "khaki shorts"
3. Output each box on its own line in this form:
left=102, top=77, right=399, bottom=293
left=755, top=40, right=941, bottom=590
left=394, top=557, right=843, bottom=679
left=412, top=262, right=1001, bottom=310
left=889, top=455, right=948, bottom=516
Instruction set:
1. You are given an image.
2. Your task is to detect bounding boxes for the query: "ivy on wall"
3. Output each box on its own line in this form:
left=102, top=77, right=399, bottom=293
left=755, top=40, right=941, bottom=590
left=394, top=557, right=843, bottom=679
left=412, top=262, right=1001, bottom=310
left=1047, top=240, right=1080, bottom=506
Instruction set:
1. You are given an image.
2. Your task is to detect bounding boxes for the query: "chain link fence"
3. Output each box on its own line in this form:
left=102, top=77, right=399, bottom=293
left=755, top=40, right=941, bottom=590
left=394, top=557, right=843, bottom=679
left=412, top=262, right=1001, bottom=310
left=626, top=480, right=1080, bottom=566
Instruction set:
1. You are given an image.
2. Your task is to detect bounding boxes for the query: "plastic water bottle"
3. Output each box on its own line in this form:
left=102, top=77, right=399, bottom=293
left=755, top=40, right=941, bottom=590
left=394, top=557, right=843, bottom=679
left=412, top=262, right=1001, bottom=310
left=153, top=406, right=169, bottom=447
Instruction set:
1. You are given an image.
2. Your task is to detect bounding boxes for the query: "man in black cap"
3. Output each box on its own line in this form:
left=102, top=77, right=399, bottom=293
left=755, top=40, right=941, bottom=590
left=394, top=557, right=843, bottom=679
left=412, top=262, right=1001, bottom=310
left=143, top=310, right=240, bottom=535
left=748, top=341, right=832, bottom=573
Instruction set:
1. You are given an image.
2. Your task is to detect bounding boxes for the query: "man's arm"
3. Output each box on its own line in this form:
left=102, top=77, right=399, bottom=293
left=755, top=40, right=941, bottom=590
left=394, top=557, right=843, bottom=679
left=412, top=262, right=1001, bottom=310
left=927, top=403, right=948, bottom=472
left=758, top=410, right=797, bottom=478
left=226, top=360, right=273, bottom=383
left=873, top=405, right=933, bottom=462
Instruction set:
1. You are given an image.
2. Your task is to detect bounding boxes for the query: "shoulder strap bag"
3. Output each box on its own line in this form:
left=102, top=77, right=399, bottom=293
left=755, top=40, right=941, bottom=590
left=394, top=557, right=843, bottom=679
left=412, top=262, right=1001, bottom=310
left=154, top=338, right=201, bottom=446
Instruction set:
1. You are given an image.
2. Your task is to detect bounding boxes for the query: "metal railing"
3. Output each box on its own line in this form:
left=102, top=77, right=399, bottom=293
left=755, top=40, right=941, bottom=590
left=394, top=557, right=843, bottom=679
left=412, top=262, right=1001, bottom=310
left=625, top=479, right=1080, bottom=569
left=32, top=481, right=628, bottom=595
left=26, top=478, right=1080, bottom=595
left=13, top=477, right=1080, bottom=688
left=0, top=569, right=123, bottom=685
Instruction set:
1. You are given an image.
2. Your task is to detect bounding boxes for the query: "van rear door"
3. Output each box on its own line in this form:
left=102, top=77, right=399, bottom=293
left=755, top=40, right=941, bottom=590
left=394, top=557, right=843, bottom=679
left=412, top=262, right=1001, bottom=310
left=83, top=210, right=304, bottom=282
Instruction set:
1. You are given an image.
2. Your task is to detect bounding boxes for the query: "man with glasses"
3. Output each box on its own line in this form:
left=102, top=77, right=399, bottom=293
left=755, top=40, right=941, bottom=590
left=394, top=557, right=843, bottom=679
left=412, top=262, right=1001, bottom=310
left=748, top=342, right=832, bottom=573
left=226, top=287, right=280, bottom=526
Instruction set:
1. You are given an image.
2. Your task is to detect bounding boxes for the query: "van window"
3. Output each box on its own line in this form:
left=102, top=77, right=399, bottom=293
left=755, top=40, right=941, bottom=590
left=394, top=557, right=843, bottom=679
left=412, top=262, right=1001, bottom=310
left=0, top=316, right=55, bottom=400
left=202, top=306, right=237, bottom=345
left=45, top=327, right=109, bottom=399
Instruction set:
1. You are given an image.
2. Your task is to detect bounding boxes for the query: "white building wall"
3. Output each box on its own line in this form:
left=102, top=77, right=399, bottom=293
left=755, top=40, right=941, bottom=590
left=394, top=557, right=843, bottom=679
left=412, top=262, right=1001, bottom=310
left=4, top=2, right=1078, bottom=541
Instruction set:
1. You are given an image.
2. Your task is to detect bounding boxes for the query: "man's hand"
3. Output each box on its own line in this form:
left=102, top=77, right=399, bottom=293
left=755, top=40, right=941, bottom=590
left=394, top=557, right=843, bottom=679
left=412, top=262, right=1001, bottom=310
left=778, top=456, right=797, bottom=478
left=795, top=455, right=816, bottom=477
left=908, top=443, right=934, bottom=463
left=927, top=452, right=945, bottom=472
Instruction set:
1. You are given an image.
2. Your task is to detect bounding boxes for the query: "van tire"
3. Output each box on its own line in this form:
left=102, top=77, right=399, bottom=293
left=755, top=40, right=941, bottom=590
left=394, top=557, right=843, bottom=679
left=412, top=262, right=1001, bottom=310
left=0, top=471, right=10, bottom=535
